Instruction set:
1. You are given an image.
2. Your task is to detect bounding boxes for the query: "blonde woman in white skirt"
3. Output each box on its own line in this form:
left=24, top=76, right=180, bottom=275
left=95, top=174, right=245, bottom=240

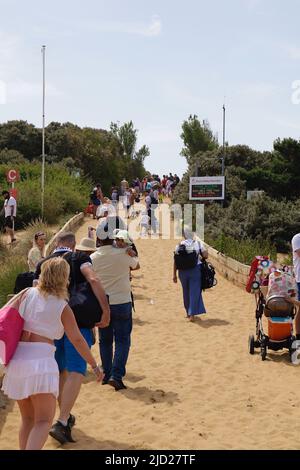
left=1, top=257, right=103, bottom=450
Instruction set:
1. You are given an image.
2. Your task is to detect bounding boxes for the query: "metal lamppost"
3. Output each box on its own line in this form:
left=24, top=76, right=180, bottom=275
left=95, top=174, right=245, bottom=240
left=41, top=45, right=46, bottom=216
left=221, top=103, right=226, bottom=176
left=221, top=104, right=226, bottom=207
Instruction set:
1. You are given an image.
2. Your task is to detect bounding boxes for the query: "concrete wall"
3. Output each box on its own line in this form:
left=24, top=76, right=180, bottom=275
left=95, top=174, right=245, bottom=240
left=206, top=244, right=250, bottom=289
left=45, top=212, right=85, bottom=256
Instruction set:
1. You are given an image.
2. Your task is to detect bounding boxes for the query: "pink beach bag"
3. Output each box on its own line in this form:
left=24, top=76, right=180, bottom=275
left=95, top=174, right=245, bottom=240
left=0, top=289, right=28, bottom=366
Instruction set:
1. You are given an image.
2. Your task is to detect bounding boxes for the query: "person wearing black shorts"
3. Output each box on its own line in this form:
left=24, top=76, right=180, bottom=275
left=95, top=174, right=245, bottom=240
left=2, top=190, right=17, bottom=243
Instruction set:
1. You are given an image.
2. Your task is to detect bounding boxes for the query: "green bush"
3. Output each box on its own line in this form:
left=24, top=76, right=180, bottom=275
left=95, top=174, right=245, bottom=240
left=203, top=196, right=300, bottom=253
left=0, top=219, right=65, bottom=306
left=206, top=234, right=277, bottom=265
left=13, top=219, right=56, bottom=260
left=0, top=255, right=28, bottom=306
left=0, top=163, right=91, bottom=228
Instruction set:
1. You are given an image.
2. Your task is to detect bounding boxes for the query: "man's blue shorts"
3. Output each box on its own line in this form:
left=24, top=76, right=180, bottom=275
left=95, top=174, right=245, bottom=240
left=55, top=328, right=93, bottom=376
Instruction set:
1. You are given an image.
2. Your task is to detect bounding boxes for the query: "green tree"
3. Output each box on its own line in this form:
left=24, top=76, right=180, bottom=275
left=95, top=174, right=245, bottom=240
left=45, top=122, right=84, bottom=163
left=0, top=120, right=41, bottom=160
left=110, top=120, right=150, bottom=162
left=0, top=148, right=26, bottom=164
left=180, top=115, right=218, bottom=164
left=0, top=119, right=149, bottom=194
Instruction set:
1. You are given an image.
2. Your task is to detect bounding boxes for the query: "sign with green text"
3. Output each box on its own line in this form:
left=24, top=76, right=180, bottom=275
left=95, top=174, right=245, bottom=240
left=189, top=176, right=225, bottom=201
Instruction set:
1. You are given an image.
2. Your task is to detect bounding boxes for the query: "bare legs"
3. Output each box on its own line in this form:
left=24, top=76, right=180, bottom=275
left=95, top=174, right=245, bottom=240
left=17, top=393, right=56, bottom=450
left=294, top=306, right=300, bottom=335
left=17, top=398, right=34, bottom=449
left=57, top=372, right=83, bottom=423
left=5, top=226, right=15, bottom=243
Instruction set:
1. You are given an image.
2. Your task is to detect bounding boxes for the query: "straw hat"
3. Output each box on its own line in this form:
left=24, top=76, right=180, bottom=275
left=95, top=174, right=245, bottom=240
left=76, top=237, right=96, bottom=252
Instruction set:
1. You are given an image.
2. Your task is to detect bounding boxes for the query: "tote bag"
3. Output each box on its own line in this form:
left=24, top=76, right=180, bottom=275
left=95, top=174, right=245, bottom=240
left=0, top=289, right=28, bottom=365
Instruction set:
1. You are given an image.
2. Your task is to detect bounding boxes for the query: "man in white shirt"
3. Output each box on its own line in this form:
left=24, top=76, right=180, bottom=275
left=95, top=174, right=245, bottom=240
left=96, top=198, right=116, bottom=219
left=122, top=189, right=132, bottom=218
left=2, top=190, right=17, bottom=243
left=91, top=217, right=140, bottom=390
left=120, top=178, right=128, bottom=196
left=145, top=190, right=152, bottom=212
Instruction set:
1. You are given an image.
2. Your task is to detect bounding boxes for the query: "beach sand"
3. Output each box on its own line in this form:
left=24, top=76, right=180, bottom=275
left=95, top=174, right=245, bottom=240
left=1, top=217, right=300, bottom=450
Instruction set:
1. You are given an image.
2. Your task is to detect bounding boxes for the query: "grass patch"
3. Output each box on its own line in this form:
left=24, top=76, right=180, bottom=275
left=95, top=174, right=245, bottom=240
left=206, top=234, right=277, bottom=265
left=0, top=255, right=28, bottom=306
left=0, top=217, right=73, bottom=306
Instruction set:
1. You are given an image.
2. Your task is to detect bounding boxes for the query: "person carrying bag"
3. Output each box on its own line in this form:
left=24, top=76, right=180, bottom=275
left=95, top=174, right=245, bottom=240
left=0, top=289, right=29, bottom=365
left=33, top=232, right=110, bottom=445
left=173, top=229, right=208, bottom=321
left=68, top=253, right=104, bottom=329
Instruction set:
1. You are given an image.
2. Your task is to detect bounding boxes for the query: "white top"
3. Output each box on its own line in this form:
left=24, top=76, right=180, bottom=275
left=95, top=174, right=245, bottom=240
left=4, top=196, right=17, bottom=217
left=292, top=233, right=300, bottom=282
left=145, top=195, right=151, bottom=210
left=123, top=191, right=131, bottom=207
left=175, top=239, right=205, bottom=265
left=153, top=189, right=159, bottom=200
left=91, top=246, right=138, bottom=305
left=141, top=214, right=150, bottom=225
left=28, top=247, right=43, bottom=272
left=19, top=287, right=67, bottom=340
left=96, top=203, right=116, bottom=218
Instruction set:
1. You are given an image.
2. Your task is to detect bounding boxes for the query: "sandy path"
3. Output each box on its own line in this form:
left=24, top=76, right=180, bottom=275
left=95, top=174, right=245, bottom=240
left=1, top=216, right=300, bottom=450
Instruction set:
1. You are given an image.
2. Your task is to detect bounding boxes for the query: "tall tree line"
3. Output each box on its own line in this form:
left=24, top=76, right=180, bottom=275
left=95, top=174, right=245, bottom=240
left=0, top=120, right=149, bottom=193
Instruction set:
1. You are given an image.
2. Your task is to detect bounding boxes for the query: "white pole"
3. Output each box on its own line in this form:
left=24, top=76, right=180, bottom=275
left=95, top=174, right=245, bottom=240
left=222, top=104, right=226, bottom=176
left=41, top=45, right=46, bottom=216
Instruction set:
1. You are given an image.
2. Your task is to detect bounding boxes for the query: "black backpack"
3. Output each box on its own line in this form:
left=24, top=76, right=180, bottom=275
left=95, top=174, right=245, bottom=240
left=14, top=272, right=35, bottom=294
left=201, top=260, right=217, bottom=290
left=174, top=245, right=199, bottom=270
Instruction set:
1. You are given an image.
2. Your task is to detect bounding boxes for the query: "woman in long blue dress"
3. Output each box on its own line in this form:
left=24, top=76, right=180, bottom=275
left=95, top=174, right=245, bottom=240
left=173, top=228, right=208, bottom=321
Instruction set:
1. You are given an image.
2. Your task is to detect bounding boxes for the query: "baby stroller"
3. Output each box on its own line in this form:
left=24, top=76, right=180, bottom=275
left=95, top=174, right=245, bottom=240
left=248, top=288, right=296, bottom=361
left=247, top=257, right=297, bottom=361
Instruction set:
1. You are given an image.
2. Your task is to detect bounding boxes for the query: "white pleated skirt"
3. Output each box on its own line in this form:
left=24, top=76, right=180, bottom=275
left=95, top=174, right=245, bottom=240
left=1, top=342, right=59, bottom=400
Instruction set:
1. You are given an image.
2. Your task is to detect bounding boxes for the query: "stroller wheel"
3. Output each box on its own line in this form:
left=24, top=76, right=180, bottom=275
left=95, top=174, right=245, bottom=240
left=248, top=335, right=255, bottom=355
left=261, top=346, right=267, bottom=361
left=289, top=347, right=297, bottom=363
left=289, top=337, right=298, bottom=363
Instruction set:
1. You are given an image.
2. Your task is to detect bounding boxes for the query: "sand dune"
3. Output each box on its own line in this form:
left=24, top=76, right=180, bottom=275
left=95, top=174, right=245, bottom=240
left=1, top=217, right=300, bottom=450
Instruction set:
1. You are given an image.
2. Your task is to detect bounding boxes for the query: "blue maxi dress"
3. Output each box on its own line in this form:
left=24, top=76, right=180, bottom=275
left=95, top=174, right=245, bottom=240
left=178, top=264, right=206, bottom=316
left=176, top=239, right=206, bottom=317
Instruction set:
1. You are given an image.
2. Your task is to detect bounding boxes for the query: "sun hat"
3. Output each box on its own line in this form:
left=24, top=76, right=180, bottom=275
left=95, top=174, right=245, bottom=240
left=76, top=237, right=96, bottom=252
left=112, top=229, right=132, bottom=245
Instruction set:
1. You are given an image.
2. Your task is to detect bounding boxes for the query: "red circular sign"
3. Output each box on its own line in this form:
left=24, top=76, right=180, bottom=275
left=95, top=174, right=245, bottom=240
left=6, top=169, right=20, bottom=183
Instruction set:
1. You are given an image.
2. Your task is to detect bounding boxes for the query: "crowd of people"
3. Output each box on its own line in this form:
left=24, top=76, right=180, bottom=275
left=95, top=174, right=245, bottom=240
left=0, top=175, right=164, bottom=449
left=88, top=174, right=180, bottom=221
left=4, top=168, right=300, bottom=451
left=2, top=217, right=140, bottom=449
left=0, top=171, right=211, bottom=451
left=87, top=174, right=181, bottom=236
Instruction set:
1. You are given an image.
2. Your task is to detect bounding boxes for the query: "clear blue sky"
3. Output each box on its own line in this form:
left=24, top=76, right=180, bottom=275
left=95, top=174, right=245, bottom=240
left=1, top=0, right=300, bottom=176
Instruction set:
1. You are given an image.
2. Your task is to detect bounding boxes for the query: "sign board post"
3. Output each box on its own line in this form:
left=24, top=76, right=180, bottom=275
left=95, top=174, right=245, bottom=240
left=189, top=176, right=225, bottom=201
left=6, top=169, right=20, bottom=200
